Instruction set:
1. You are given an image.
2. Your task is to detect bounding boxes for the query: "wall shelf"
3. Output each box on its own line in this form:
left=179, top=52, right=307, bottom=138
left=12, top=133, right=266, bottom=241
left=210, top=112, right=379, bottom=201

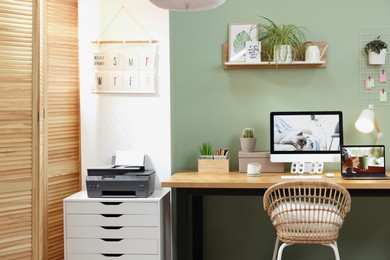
left=223, top=41, right=328, bottom=69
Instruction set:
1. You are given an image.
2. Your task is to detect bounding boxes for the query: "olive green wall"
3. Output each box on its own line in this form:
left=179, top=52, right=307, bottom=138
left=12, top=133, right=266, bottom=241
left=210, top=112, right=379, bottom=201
left=171, top=1, right=390, bottom=259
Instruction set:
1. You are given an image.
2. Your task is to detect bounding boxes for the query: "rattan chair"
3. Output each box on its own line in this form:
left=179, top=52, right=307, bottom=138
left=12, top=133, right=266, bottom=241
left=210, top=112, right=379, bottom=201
left=263, top=181, right=351, bottom=260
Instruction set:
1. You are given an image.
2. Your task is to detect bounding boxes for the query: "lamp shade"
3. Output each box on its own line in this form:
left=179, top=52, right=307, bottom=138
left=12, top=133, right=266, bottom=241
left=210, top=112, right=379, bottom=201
left=149, top=0, right=225, bottom=11
left=355, top=108, right=375, bottom=133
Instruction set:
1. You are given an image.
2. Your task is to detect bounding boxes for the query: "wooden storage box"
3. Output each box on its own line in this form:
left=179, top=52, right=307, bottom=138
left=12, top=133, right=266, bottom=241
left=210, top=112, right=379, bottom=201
left=198, top=159, right=229, bottom=173
left=238, top=151, right=284, bottom=173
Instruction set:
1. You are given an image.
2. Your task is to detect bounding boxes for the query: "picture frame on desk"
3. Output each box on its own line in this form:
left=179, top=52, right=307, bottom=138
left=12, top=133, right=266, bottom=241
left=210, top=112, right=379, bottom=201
left=228, top=23, right=258, bottom=62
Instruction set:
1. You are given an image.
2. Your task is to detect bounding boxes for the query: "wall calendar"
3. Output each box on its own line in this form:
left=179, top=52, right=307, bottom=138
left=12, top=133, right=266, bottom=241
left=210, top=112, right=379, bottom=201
left=92, top=41, right=158, bottom=94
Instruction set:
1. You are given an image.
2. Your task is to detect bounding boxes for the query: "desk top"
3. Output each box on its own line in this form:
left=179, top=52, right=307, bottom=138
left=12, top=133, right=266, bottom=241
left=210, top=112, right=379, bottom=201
left=162, top=171, right=390, bottom=189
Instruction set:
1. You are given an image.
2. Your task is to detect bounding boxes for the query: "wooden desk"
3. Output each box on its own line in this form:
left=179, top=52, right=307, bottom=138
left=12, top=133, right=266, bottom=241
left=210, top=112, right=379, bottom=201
left=162, top=171, right=390, bottom=260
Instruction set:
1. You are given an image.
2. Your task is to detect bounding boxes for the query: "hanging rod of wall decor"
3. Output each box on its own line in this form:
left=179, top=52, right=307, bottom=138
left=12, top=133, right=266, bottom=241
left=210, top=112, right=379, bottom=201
left=91, top=40, right=159, bottom=44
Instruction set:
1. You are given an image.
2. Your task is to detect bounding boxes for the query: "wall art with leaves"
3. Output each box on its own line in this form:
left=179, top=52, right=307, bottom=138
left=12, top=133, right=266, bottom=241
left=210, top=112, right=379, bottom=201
left=228, top=23, right=258, bottom=62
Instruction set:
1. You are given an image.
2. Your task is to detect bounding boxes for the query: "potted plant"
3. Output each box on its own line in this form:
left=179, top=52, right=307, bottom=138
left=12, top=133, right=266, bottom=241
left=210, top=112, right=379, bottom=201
left=364, top=36, right=387, bottom=65
left=198, top=142, right=230, bottom=173
left=199, top=142, right=213, bottom=159
left=256, top=16, right=307, bottom=64
left=240, top=128, right=257, bottom=152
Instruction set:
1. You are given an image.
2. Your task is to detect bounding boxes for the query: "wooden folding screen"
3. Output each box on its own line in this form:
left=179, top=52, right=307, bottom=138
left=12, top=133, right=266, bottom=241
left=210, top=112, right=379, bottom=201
left=42, top=0, right=80, bottom=259
left=0, top=0, right=80, bottom=259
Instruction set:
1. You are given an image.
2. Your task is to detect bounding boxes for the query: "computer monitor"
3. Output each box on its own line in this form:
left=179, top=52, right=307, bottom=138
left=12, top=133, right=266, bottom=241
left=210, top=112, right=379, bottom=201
left=270, top=111, right=343, bottom=170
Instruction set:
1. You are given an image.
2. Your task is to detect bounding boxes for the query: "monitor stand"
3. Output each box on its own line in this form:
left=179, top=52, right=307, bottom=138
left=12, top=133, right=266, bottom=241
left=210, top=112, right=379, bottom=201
left=290, top=162, right=324, bottom=174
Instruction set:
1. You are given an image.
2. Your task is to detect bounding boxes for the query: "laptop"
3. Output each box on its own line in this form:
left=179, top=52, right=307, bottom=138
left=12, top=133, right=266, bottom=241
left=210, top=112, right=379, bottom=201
left=341, top=145, right=390, bottom=180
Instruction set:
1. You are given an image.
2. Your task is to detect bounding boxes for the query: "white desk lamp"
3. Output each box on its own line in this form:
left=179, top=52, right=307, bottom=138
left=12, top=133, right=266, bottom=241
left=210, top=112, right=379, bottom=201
left=149, top=0, right=225, bottom=11
left=355, top=104, right=383, bottom=145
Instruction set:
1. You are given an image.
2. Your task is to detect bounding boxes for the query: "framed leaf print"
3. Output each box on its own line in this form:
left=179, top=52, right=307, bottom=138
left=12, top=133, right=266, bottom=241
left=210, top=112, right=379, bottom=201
left=228, top=23, right=258, bottom=62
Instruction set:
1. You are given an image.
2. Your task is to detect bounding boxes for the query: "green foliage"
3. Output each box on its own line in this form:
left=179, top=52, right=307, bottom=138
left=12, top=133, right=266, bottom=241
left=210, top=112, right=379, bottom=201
left=371, top=147, right=384, bottom=158
left=242, top=128, right=254, bottom=138
left=255, top=16, right=307, bottom=63
left=199, top=142, right=213, bottom=155
left=364, top=36, right=387, bottom=55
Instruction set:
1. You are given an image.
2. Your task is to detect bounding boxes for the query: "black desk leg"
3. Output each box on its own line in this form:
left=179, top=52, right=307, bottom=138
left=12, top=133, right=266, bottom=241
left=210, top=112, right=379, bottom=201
left=193, top=195, right=203, bottom=259
left=176, top=189, right=204, bottom=260
left=176, top=188, right=190, bottom=260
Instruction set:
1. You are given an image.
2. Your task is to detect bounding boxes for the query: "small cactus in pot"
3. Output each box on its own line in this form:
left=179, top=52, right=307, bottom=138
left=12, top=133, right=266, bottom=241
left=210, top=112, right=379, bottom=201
left=240, top=128, right=257, bottom=152
left=242, top=128, right=254, bottom=138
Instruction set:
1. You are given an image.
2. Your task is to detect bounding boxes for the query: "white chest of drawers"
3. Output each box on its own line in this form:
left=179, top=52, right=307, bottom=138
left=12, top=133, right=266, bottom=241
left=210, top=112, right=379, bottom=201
left=64, top=189, right=171, bottom=260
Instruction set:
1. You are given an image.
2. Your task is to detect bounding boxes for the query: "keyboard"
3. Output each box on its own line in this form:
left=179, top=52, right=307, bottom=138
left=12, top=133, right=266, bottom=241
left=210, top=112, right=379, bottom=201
left=281, top=175, right=323, bottom=180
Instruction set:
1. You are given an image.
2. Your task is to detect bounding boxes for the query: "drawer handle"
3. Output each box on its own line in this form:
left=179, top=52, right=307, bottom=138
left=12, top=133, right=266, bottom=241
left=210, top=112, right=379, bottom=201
left=101, top=226, right=123, bottom=230
left=102, top=254, right=123, bottom=257
left=101, top=214, right=122, bottom=218
left=101, top=202, right=123, bottom=205
left=101, top=238, right=123, bottom=242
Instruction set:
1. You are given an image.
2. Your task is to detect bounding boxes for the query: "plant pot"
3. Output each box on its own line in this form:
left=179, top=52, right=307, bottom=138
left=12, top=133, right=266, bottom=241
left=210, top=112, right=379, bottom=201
left=274, top=45, right=292, bottom=63
left=368, top=49, right=387, bottom=65
left=199, top=155, right=214, bottom=159
left=240, top=137, right=257, bottom=152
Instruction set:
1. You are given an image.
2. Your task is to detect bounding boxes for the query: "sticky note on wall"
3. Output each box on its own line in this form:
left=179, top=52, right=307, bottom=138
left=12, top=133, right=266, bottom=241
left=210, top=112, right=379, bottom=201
left=380, top=89, right=387, bottom=102
left=365, top=77, right=374, bottom=90
left=379, top=70, right=387, bottom=83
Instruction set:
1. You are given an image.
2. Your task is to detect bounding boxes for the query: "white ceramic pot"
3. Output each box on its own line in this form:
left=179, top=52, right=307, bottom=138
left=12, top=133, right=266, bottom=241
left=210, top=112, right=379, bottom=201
left=368, top=49, right=387, bottom=65
left=274, top=45, right=292, bottom=63
left=305, top=45, right=321, bottom=62
left=200, top=155, right=214, bottom=159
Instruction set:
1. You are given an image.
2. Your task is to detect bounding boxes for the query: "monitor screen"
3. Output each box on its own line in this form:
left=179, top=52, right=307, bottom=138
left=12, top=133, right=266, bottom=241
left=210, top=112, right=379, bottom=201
left=270, top=111, right=343, bottom=163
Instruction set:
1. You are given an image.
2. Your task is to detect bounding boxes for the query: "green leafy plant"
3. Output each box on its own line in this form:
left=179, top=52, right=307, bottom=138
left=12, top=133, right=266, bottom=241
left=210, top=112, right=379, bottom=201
left=364, top=36, right=387, bottom=55
left=199, top=142, right=213, bottom=156
left=254, top=16, right=307, bottom=63
left=242, top=128, right=254, bottom=138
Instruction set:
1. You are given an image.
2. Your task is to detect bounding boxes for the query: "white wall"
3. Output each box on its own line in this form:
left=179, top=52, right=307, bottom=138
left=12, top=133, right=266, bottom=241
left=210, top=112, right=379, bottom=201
left=79, top=0, right=171, bottom=189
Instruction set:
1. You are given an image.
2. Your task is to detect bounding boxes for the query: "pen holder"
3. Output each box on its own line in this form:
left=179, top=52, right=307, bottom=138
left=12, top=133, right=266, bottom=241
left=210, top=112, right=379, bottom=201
left=198, top=157, right=229, bottom=173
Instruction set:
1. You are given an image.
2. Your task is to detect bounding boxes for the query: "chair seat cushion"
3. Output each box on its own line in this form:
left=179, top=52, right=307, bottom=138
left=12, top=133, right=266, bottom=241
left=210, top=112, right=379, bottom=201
left=271, top=201, right=343, bottom=242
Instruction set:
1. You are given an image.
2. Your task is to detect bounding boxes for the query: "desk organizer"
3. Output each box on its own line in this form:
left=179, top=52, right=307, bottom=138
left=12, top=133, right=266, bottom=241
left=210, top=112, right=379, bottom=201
left=238, top=151, right=284, bottom=173
left=198, top=158, right=229, bottom=173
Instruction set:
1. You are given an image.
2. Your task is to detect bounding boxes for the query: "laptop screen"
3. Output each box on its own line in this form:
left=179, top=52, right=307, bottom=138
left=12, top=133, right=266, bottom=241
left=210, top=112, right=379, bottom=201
left=341, top=145, right=385, bottom=175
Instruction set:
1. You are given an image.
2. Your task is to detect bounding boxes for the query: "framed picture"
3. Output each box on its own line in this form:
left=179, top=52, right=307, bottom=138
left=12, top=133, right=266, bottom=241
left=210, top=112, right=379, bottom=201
left=228, top=23, right=258, bottom=62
